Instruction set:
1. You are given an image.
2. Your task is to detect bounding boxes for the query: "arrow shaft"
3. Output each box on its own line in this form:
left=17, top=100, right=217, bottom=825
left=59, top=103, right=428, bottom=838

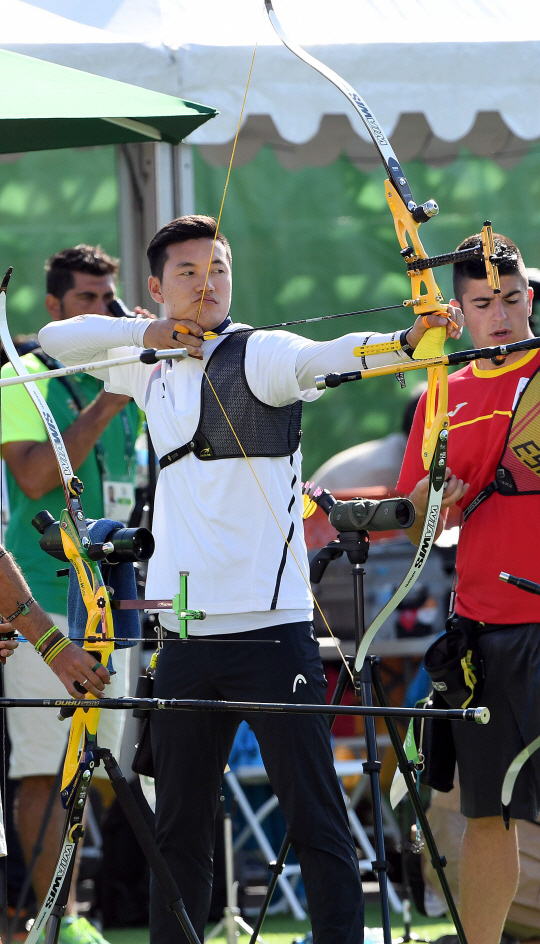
left=0, top=348, right=188, bottom=388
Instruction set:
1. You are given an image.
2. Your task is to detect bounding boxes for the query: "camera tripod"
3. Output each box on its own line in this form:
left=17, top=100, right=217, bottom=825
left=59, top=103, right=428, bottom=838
left=248, top=529, right=468, bottom=944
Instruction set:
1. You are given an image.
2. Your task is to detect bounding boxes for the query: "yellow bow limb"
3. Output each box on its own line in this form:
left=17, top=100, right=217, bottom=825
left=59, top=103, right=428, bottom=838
left=385, top=179, right=448, bottom=362
left=422, top=364, right=449, bottom=471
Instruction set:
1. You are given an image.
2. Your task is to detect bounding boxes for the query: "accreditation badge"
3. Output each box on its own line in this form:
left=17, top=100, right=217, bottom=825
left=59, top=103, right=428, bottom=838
left=102, top=480, right=135, bottom=524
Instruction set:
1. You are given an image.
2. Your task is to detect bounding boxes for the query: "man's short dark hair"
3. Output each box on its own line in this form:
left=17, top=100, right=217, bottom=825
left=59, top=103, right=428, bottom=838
left=453, top=232, right=527, bottom=303
left=147, top=215, right=232, bottom=283
left=45, top=245, right=119, bottom=300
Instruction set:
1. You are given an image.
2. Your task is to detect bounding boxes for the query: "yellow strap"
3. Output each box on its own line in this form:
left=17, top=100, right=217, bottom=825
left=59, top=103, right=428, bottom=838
left=460, top=649, right=477, bottom=708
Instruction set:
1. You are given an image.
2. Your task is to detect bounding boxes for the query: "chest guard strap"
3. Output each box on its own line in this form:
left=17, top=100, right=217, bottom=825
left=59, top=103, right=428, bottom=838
left=464, top=362, right=540, bottom=521
left=159, top=329, right=302, bottom=470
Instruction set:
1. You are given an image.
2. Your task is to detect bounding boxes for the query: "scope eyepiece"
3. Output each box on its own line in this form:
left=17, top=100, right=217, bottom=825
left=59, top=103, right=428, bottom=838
left=104, top=526, right=155, bottom=564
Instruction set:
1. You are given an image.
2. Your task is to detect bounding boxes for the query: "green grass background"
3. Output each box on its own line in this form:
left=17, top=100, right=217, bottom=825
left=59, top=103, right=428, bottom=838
left=104, top=905, right=455, bottom=943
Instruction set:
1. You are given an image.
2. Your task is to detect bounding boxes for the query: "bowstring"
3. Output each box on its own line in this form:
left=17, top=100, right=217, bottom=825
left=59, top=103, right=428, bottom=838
left=190, top=14, right=354, bottom=684
left=195, top=30, right=259, bottom=328
left=199, top=369, right=354, bottom=684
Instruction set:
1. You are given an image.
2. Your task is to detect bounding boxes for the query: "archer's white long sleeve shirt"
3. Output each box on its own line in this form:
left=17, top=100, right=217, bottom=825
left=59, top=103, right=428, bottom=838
left=39, top=316, right=412, bottom=634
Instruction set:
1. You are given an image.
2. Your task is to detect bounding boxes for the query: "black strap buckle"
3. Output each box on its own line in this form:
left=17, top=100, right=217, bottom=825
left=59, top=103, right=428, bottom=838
left=159, top=440, right=196, bottom=471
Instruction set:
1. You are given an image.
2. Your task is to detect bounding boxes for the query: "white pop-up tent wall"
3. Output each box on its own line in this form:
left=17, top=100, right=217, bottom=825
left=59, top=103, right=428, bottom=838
left=3, top=0, right=540, bottom=305
left=6, top=0, right=540, bottom=169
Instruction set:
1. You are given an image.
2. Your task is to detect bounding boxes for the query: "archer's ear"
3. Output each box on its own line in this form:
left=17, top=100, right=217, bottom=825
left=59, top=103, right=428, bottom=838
left=45, top=294, right=62, bottom=321
left=148, top=276, right=164, bottom=306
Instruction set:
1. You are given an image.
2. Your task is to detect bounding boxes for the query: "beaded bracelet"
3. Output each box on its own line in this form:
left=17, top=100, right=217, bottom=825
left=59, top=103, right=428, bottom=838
left=2, top=596, right=35, bottom=623
left=34, top=625, right=59, bottom=654
left=42, top=635, right=72, bottom=667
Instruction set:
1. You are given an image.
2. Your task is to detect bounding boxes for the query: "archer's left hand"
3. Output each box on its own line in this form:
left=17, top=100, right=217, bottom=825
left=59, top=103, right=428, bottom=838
left=406, top=304, right=464, bottom=349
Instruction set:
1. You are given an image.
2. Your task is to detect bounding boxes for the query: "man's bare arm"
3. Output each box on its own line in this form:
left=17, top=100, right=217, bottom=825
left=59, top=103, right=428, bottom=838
left=3, top=390, right=132, bottom=500
left=0, top=548, right=110, bottom=697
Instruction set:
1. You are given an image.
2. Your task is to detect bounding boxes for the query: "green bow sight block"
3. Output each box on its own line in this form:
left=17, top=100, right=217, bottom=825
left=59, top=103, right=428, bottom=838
left=172, top=571, right=206, bottom=639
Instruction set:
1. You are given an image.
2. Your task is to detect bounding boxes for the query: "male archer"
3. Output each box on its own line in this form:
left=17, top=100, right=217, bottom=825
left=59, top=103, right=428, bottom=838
left=398, top=233, right=540, bottom=944
left=39, top=214, right=462, bottom=944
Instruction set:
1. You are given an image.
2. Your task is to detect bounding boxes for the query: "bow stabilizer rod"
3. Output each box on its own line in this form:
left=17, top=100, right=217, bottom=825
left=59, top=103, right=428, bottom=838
left=314, top=336, right=540, bottom=389
left=0, top=695, right=490, bottom=723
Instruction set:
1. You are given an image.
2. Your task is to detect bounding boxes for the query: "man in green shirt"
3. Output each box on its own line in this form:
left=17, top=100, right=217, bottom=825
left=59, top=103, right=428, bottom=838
left=1, top=245, right=140, bottom=944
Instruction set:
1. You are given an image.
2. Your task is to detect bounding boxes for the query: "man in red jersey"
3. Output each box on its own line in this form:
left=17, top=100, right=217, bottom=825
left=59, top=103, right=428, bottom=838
left=398, top=232, right=538, bottom=944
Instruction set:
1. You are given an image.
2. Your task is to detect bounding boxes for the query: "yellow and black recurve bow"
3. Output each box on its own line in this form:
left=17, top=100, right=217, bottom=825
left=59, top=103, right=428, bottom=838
left=0, top=269, right=119, bottom=943
left=263, top=0, right=505, bottom=684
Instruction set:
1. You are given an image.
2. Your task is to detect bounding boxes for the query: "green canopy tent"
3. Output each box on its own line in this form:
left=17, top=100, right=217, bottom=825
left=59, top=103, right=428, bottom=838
left=0, top=47, right=217, bottom=152
left=0, top=46, right=218, bottom=313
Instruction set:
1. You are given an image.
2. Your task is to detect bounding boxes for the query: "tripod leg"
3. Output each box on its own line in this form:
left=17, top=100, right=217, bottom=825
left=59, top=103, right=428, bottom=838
left=100, top=750, right=202, bottom=944
left=370, top=660, right=469, bottom=944
left=358, top=658, right=393, bottom=944
left=247, top=660, right=353, bottom=944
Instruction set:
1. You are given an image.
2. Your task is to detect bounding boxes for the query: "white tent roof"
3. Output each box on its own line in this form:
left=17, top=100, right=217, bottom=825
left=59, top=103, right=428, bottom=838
left=4, top=0, right=540, bottom=168
left=2, top=0, right=127, bottom=44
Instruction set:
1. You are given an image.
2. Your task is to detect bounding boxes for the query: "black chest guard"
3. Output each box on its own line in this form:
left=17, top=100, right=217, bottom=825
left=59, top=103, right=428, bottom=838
left=159, top=329, right=303, bottom=469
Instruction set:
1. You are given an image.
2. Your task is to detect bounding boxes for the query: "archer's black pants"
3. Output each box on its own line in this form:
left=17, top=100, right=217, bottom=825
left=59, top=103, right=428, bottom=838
left=149, top=621, right=364, bottom=944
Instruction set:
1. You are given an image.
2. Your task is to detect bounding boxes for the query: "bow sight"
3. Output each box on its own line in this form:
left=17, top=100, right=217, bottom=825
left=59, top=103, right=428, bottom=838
left=401, top=220, right=517, bottom=287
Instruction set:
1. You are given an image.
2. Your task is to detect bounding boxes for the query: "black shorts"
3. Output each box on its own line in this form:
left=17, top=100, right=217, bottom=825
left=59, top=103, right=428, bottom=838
left=452, top=621, right=540, bottom=820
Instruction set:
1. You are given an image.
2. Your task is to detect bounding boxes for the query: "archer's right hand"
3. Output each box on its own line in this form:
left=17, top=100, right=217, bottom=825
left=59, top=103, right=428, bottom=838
left=143, top=318, right=204, bottom=359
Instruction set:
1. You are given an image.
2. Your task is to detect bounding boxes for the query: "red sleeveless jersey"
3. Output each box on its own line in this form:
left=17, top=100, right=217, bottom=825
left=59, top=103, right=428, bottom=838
left=398, top=350, right=540, bottom=624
